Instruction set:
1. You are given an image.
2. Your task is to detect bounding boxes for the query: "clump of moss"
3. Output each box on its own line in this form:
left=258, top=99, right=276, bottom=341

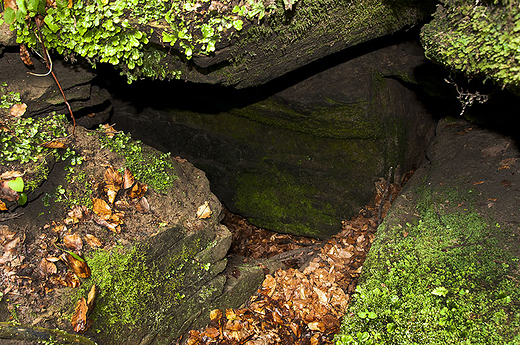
left=335, top=187, right=520, bottom=344
left=98, top=129, right=177, bottom=192
left=421, top=0, right=520, bottom=91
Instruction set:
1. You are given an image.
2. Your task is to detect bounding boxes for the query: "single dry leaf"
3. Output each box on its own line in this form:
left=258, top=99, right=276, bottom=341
left=196, top=201, right=212, bottom=219
left=0, top=171, right=23, bottom=180
left=63, top=233, right=83, bottom=251
left=9, top=103, right=27, bottom=118
left=127, top=182, right=147, bottom=199
left=0, top=236, right=20, bottom=264
left=87, top=284, right=97, bottom=313
left=473, top=181, right=484, bottom=185
left=0, top=180, right=19, bottom=202
left=71, top=297, right=89, bottom=333
left=102, top=124, right=117, bottom=138
left=92, top=198, right=112, bottom=220
left=260, top=274, right=276, bottom=297
left=135, top=196, right=150, bottom=213
left=85, top=234, right=102, bottom=248
left=39, top=258, right=57, bottom=275
left=210, top=309, right=222, bottom=322
left=307, top=321, right=325, bottom=332
left=106, top=189, right=118, bottom=204
left=123, top=168, right=135, bottom=189
left=61, top=252, right=91, bottom=278
left=104, top=166, right=122, bottom=190
left=41, top=140, right=67, bottom=149
left=0, top=201, right=6, bottom=211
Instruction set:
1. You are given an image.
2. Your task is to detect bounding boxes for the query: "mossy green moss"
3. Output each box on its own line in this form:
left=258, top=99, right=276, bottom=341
left=336, top=187, right=520, bottom=344
left=234, top=164, right=337, bottom=237
left=69, top=230, right=212, bottom=342
left=421, top=0, right=520, bottom=91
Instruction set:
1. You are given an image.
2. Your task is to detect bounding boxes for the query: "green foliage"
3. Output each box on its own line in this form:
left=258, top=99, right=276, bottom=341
left=0, top=83, right=21, bottom=109
left=97, top=128, right=177, bottom=192
left=335, top=188, right=520, bottom=344
left=421, top=0, right=520, bottom=90
left=3, top=0, right=254, bottom=82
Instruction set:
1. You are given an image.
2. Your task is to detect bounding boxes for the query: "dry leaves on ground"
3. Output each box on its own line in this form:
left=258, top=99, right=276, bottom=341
left=186, top=176, right=402, bottom=344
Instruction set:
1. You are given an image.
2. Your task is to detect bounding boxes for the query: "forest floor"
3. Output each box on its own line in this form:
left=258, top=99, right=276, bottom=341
left=182, top=175, right=405, bottom=345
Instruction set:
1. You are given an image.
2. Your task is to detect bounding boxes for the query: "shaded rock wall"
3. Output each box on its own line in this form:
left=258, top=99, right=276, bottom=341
left=109, top=41, right=437, bottom=238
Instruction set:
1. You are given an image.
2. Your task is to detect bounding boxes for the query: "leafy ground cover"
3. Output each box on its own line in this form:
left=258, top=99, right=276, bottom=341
left=336, top=187, right=520, bottom=344
left=184, top=176, right=404, bottom=344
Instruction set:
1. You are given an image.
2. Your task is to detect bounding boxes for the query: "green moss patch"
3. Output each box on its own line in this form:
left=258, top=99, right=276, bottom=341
left=336, top=187, right=520, bottom=344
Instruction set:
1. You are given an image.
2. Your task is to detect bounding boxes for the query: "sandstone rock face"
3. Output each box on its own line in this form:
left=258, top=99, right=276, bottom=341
left=110, top=41, right=437, bottom=238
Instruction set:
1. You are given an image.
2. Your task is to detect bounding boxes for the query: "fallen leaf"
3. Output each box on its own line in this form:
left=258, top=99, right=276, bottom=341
left=308, top=321, right=325, bottom=332
left=473, top=181, right=484, bottom=185
left=104, top=166, right=122, bottom=190
left=92, top=198, right=112, bottom=220
left=101, top=124, right=117, bottom=138
left=71, top=297, right=89, bottom=333
left=41, top=140, right=67, bottom=149
left=0, top=180, right=19, bottom=202
left=196, top=201, right=212, bottom=219
left=123, top=168, right=135, bottom=189
left=135, top=196, right=150, bottom=213
left=0, top=201, right=6, bottom=211
left=0, top=236, right=20, bottom=264
left=61, top=252, right=91, bottom=278
left=85, top=234, right=102, bottom=248
left=0, top=171, right=23, bottom=180
left=19, top=43, right=33, bottom=65
left=210, top=309, right=222, bottom=322
left=9, top=103, right=27, bottom=118
left=64, top=234, right=83, bottom=251
left=127, top=182, right=147, bottom=199
left=39, top=258, right=57, bottom=275
left=87, top=284, right=97, bottom=313
left=501, top=180, right=511, bottom=187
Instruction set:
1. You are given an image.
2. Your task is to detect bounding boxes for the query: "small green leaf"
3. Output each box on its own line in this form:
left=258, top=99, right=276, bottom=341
left=64, top=249, right=85, bottom=262
left=368, top=311, right=377, bottom=319
left=8, top=177, right=24, bottom=192
left=3, top=7, right=17, bottom=25
left=387, top=322, right=396, bottom=333
left=431, top=286, right=449, bottom=297
left=357, top=311, right=368, bottom=319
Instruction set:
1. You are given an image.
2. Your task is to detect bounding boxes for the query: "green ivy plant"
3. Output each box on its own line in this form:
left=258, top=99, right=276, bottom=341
left=2, top=0, right=276, bottom=83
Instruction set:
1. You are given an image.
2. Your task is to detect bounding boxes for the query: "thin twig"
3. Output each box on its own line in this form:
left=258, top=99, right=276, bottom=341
left=33, top=16, right=76, bottom=136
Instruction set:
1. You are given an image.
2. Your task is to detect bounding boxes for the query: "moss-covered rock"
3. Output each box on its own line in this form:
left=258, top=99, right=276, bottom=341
left=421, top=0, right=520, bottom=92
left=1, top=0, right=432, bottom=88
left=110, top=41, right=436, bottom=238
left=336, top=118, right=520, bottom=344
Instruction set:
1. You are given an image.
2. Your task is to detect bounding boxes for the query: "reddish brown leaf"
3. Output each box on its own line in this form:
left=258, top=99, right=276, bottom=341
left=127, top=182, right=147, bottom=199
left=0, top=201, right=6, bottom=211
left=104, top=166, right=122, bottom=190
left=71, top=298, right=89, bottom=333
left=0, top=236, right=20, bottom=264
left=39, top=258, right=57, bottom=275
left=19, top=44, right=33, bottom=66
left=92, top=198, right=111, bottom=220
left=135, top=196, right=150, bottom=213
left=101, top=124, right=117, bottom=138
left=61, top=252, right=91, bottom=278
left=85, top=234, right=102, bottom=248
left=41, top=140, right=67, bottom=149
left=4, top=0, right=17, bottom=10
left=63, top=233, right=83, bottom=251
left=210, top=309, right=222, bottom=322
left=0, top=180, right=19, bottom=202
left=123, top=167, right=135, bottom=190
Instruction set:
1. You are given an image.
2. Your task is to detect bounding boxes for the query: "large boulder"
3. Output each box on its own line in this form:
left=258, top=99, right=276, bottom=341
left=109, top=41, right=437, bottom=238
left=0, top=92, right=263, bottom=344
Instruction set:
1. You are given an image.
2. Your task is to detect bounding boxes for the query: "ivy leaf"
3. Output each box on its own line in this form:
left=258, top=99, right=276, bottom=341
left=7, top=177, right=24, bottom=192
left=44, top=15, right=60, bottom=32
left=431, top=286, right=449, bottom=297
left=4, top=8, right=16, bottom=25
